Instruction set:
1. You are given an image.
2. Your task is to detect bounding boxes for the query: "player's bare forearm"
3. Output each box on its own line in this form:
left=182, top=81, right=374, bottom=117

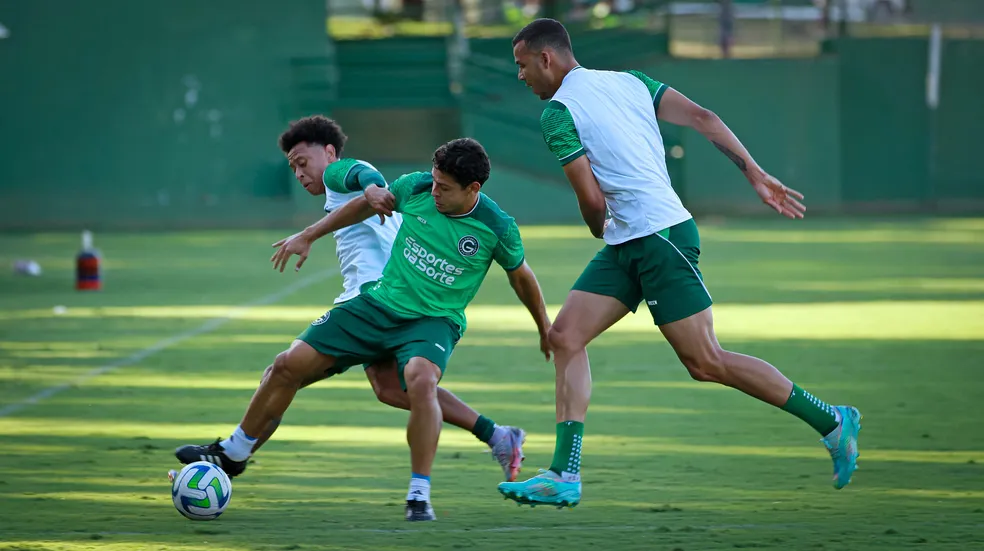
left=562, top=156, right=607, bottom=238
left=506, top=262, right=551, bottom=336
left=300, top=196, right=377, bottom=241
left=656, top=88, right=764, bottom=181
left=579, top=202, right=607, bottom=239
left=657, top=87, right=806, bottom=218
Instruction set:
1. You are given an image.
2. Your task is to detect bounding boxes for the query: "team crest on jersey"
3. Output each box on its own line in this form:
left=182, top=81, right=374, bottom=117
left=311, top=311, right=331, bottom=326
left=457, top=235, right=479, bottom=257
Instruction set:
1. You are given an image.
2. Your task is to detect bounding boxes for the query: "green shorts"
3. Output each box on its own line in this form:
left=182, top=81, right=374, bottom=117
left=572, top=218, right=713, bottom=326
left=297, top=294, right=459, bottom=389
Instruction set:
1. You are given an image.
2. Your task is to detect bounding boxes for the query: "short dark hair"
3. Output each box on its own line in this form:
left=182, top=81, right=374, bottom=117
left=433, top=138, right=491, bottom=188
left=512, top=18, right=572, bottom=54
left=278, top=115, right=347, bottom=155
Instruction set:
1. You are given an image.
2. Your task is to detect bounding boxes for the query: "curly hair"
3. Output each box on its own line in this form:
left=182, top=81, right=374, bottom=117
left=278, top=115, right=347, bottom=155
left=432, top=138, right=491, bottom=188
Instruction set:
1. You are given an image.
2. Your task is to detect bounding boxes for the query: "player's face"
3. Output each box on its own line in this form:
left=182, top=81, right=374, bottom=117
left=286, top=142, right=337, bottom=196
left=513, top=41, right=553, bottom=100
left=431, top=167, right=480, bottom=215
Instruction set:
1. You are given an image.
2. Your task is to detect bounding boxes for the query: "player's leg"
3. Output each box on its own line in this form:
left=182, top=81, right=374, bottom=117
left=390, top=318, right=459, bottom=522
left=176, top=300, right=374, bottom=477
left=498, top=245, right=635, bottom=507
left=251, top=364, right=339, bottom=454
left=647, top=219, right=861, bottom=489
left=175, top=339, right=336, bottom=476
left=366, top=360, right=527, bottom=481
left=400, top=357, right=442, bottom=522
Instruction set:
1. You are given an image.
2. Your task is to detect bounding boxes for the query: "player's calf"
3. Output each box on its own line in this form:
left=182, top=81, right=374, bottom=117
left=402, top=358, right=443, bottom=521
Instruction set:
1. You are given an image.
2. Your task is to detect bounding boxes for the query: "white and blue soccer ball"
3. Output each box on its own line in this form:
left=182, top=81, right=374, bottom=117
left=170, top=461, right=232, bottom=520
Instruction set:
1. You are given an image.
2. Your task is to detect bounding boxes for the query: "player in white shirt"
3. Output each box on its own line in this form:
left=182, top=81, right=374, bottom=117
left=175, top=116, right=527, bottom=484
left=498, top=19, right=861, bottom=507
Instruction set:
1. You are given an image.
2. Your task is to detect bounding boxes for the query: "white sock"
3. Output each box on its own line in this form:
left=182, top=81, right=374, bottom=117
left=407, top=475, right=431, bottom=502
left=488, top=425, right=508, bottom=448
left=219, top=425, right=256, bottom=462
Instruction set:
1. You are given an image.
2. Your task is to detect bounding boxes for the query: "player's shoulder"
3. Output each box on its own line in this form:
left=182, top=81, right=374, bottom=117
left=468, top=193, right=518, bottom=240
left=351, top=158, right=379, bottom=169
left=325, top=158, right=365, bottom=179
left=540, top=99, right=573, bottom=126
left=392, top=170, right=434, bottom=195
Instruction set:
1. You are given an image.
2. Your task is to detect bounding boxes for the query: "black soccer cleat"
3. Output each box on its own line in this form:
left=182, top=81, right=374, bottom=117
left=404, top=499, right=436, bottom=522
left=174, top=438, right=248, bottom=478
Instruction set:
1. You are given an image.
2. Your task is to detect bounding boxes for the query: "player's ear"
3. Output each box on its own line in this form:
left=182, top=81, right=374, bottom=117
left=466, top=182, right=482, bottom=194
left=324, top=144, right=337, bottom=161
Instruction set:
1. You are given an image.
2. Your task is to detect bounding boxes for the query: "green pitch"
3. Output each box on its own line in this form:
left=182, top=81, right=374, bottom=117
left=1, top=218, right=983, bottom=550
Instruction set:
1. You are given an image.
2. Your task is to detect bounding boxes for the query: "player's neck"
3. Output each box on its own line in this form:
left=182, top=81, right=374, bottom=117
left=557, top=57, right=580, bottom=79
left=550, top=57, right=580, bottom=94
left=446, top=195, right=480, bottom=217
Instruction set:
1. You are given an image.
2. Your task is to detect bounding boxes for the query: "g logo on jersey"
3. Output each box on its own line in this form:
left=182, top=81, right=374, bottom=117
left=311, top=311, right=331, bottom=326
left=457, top=235, right=479, bottom=257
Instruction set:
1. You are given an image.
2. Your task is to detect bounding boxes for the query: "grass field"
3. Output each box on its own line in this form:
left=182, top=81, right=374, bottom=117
left=2, top=217, right=984, bottom=550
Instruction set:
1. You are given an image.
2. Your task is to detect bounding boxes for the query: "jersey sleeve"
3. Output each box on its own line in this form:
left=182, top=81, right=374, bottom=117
left=626, top=70, right=668, bottom=111
left=493, top=220, right=526, bottom=272
left=540, top=101, right=585, bottom=166
left=388, top=171, right=432, bottom=212
left=322, top=159, right=387, bottom=194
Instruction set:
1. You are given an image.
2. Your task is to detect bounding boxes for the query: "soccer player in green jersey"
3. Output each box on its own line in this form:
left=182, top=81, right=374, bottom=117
left=175, top=116, right=528, bottom=482
left=176, top=136, right=552, bottom=521
left=498, top=19, right=861, bottom=508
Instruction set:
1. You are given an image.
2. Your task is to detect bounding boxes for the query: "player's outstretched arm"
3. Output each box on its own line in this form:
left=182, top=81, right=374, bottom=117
left=656, top=88, right=806, bottom=219
left=270, top=196, right=381, bottom=273
left=562, top=156, right=608, bottom=238
left=506, top=262, right=553, bottom=361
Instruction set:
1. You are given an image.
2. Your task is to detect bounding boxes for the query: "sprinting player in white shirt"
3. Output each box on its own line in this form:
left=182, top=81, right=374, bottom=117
left=498, top=19, right=861, bottom=508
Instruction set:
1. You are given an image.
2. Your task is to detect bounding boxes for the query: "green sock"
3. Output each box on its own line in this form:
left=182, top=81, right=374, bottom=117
left=781, top=384, right=839, bottom=436
left=470, top=415, right=496, bottom=444
left=549, top=421, right=584, bottom=479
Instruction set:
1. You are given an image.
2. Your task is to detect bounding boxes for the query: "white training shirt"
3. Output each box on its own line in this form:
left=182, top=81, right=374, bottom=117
left=320, top=160, right=403, bottom=304
left=541, top=66, right=693, bottom=245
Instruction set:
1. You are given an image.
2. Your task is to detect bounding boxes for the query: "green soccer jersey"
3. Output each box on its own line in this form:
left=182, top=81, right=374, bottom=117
left=327, top=170, right=525, bottom=336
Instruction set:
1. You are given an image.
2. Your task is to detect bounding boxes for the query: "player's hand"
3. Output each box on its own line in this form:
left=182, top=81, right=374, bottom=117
left=365, top=185, right=395, bottom=217
left=270, top=232, right=313, bottom=273
left=749, top=171, right=806, bottom=219
left=539, top=326, right=553, bottom=362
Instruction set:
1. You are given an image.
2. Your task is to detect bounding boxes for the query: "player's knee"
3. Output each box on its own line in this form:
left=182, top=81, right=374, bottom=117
left=269, top=350, right=306, bottom=386
left=375, top=386, right=405, bottom=408
left=680, top=347, right=728, bottom=384
left=259, top=364, right=274, bottom=384
left=403, top=361, right=440, bottom=400
left=370, top=375, right=403, bottom=407
left=547, top=324, right=585, bottom=354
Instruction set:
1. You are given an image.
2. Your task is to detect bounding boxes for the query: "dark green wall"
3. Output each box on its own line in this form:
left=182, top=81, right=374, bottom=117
left=648, top=57, right=842, bottom=213
left=0, top=0, right=327, bottom=230
left=933, top=39, right=984, bottom=206
left=2, top=14, right=982, bottom=230
left=836, top=38, right=930, bottom=208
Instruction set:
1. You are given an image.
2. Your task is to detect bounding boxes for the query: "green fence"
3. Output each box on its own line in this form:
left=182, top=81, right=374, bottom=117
left=1, top=3, right=982, bottom=229
left=0, top=0, right=328, bottom=230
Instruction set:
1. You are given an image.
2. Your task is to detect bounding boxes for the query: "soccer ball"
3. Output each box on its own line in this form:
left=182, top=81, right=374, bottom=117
left=170, top=461, right=232, bottom=520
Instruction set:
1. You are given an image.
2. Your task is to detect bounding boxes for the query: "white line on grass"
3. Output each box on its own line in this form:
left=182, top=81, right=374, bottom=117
left=0, top=268, right=338, bottom=418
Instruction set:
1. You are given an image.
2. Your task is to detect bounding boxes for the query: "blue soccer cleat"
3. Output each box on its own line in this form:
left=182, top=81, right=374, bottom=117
left=498, top=469, right=581, bottom=508
left=822, top=405, right=862, bottom=489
